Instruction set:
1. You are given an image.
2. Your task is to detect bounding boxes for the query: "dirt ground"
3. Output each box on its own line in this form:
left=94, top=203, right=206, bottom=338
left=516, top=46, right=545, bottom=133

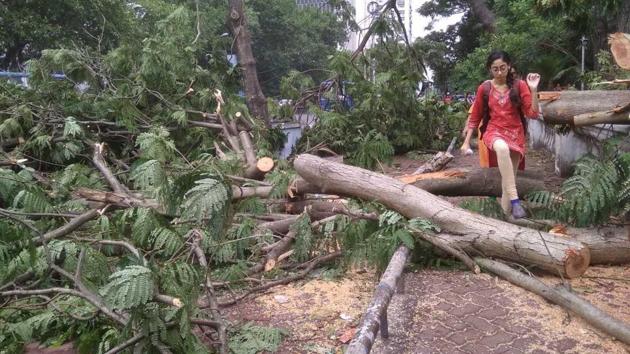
left=224, top=148, right=630, bottom=354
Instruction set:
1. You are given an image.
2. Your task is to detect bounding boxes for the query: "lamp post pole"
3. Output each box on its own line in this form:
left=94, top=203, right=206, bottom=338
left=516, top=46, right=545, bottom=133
left=580, top=35, right=588, bottom=90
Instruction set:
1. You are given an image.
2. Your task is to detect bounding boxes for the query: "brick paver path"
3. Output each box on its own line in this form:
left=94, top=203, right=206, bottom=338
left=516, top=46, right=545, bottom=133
left=372, top=270, right=628, bottom=354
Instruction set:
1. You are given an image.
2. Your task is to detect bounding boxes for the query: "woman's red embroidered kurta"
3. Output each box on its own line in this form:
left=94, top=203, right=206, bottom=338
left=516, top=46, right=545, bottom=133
left=468, top=80, right=539, bottom=160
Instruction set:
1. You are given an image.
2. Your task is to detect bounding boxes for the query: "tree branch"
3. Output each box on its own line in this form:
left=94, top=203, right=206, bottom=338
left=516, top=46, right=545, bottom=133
left=32, top=209, right=100, bottom=246
left=92, top=143, right=129, bottom=194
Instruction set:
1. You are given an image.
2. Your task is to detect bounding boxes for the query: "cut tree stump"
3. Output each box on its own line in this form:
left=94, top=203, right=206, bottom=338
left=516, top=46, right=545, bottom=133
left=609, top=32, right=630, bottom=70
left=346, top=246, right=409, bottom=354
left=402, top=168, right=545, bottom=197
left=538, top=90, right=630, bottom=126
left=294, top=154, right=590, bottom=278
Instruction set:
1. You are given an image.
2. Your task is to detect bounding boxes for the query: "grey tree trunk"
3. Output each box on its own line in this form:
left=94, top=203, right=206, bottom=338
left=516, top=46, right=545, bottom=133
left=410, top=168, right=545, bottom=197
left=227, top=0, right=270, bottom=127
left=294, top=154, right=591, bottom=278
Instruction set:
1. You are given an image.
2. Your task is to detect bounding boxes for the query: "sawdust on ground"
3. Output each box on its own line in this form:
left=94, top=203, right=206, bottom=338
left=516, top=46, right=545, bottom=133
left=225, top=150, right=629, bottom=353
left=224, top=271, right=377, bottom=353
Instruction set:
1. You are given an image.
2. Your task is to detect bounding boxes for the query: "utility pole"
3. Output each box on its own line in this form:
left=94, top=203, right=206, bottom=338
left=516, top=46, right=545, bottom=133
left=580, top=35, right=588, bottom=91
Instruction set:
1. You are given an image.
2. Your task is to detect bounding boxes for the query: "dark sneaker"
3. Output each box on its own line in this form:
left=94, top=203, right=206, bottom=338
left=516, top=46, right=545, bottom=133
left=511, top=201, right=527, bottom=219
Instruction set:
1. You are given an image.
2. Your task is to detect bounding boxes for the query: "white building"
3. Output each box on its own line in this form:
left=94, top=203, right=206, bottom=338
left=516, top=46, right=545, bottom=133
left=345, top=0, right=425, bottom=52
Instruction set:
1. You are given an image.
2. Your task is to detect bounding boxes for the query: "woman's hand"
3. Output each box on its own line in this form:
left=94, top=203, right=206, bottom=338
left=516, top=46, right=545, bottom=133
left=460, top=142, right=473, bottom=155
left=526, top=73, right=540, bottom=90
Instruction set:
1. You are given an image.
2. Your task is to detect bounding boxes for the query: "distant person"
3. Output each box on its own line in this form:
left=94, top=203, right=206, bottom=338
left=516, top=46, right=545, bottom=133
left=443, top=91, right=453, bottom=104
left=464, top=91, right=474, bottom=105
left=459, top=51, right=541, bottom=219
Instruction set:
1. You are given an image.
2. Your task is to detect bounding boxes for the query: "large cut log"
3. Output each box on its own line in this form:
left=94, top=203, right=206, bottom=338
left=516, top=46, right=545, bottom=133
left=476, top=258, right=630, bottom=345
left=346, top=246, right=409, bottom=354
left=294, top=154, right=590, bottom=278
left=539, top=90, right=630, bottom=126
left=403, top=168, right=545, bottom=197
left=609, top=32, right=630, bottom=70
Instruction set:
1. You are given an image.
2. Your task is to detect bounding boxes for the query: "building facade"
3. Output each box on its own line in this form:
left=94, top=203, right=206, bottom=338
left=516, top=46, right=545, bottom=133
left=295, top=0, right=334, bottom=12
left=344, top=0, right=424, bottom=52
left=295, top=0, right=425, bottom=51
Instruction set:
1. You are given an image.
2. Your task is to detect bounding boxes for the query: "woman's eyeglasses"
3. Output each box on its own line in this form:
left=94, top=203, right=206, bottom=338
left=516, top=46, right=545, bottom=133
left=490, top=65, right=509, bottom=73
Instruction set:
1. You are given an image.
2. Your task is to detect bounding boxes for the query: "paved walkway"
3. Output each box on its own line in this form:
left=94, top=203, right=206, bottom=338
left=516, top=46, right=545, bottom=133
left=372, top=269, right=629, bottom=354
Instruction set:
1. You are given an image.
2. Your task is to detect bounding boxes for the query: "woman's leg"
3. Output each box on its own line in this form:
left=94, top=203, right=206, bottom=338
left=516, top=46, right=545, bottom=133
left=493, top=139, right=519, bottom=213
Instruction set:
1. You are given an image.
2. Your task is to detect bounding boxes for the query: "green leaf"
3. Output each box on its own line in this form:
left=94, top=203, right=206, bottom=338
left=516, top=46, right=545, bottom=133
left=100, top=265, right=154, bottom=310
left=394, top=229, right=415, bottom=249
left=171, top=110, right=187, bottom=125
left=63, top=116, right=83, bottom=137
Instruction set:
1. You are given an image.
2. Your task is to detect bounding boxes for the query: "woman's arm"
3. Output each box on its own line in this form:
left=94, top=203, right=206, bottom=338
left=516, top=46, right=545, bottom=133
left=522, top=74, right=540, bottom=118
left=460, top=85, right=485, bottom=153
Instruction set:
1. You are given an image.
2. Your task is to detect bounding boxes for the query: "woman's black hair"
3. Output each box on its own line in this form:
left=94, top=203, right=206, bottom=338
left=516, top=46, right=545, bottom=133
left=486, top=50, right=520, bottom=106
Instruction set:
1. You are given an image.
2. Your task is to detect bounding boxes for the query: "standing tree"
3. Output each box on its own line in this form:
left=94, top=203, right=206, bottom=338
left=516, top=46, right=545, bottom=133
left=227, top=0, right=271, bottom=126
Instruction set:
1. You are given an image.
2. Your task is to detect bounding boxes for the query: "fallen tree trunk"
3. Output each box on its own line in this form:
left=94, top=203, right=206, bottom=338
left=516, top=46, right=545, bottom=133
left=346, top=246, right=409, bottom=354
left=539, top=90, right=630, bottom=126
left=568, top=226, right=630, bottom=265
left=294, top=154, right=590, bottom=278
left=403, top=168, right=545, bottom=197
left=476, top=258, right=630, bottom=345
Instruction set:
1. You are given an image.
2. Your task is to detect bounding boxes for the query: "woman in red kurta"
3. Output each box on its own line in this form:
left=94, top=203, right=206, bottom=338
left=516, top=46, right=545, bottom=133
left=460, top=51, right=540, bottom=218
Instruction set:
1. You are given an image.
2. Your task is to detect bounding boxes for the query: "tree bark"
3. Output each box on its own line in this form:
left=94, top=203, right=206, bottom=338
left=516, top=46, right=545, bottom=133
left=294, top=154, right=590, bottom=278
left=346, top=246, right=409, bottom=354
left=227, top=0, right=270, bottom=127
left=407, top=168, right=546, bottom=197
left=476, top=258, right=630, bottom=345
left=539, top=90, right=630, bottom=126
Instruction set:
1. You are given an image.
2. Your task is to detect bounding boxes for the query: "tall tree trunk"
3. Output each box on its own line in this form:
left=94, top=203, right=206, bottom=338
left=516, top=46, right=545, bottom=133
left=616, top=1, right=630, bottom=33
left=227, top=0, right=270, bottom=127
left=467, top=0, right=496, bottom=33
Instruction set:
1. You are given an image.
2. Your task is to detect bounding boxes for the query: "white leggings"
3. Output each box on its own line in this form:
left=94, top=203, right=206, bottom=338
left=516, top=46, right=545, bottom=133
left=492, top=139, right=521, bottom=212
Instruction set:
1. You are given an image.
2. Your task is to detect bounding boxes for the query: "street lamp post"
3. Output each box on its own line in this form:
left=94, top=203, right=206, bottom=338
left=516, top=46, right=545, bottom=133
left=580, top=35, right=588, bottom=90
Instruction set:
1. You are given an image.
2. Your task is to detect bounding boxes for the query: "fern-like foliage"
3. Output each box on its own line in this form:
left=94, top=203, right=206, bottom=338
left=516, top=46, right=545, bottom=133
left=181, top=177, right=229, bottom=219
left=180, top=176, right=231, bottom=237
left=150, top=227, right=183, bottom=258
left=291, top=213, right=313, bottom=262
left=100, top=265, right=154, bottom=310
left=12, top=188, right=53, bottom=213
left=228, top=323, right=287, bottom=354
left=526, top=154, right=630, bottom=226
left=131, top=208, right=160, bottom=246
left=136, top=127, right=176, bottom=162
left=160, top=262, right=200, bottom=296
left=459, top=197, right=506, bottom=220
left=348, top=130, right=394, bottom=170
left=264, top=168, right=296, bottom=199
left=131, top=159, right=168, bottom=192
